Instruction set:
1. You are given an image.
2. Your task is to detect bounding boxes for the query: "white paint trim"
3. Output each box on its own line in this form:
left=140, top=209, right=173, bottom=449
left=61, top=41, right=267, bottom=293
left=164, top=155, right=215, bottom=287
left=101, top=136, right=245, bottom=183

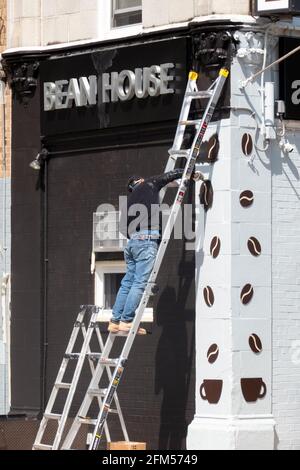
left=94, top=260, right=153, bottom=322
left=97, top=0, right=142, bottom=41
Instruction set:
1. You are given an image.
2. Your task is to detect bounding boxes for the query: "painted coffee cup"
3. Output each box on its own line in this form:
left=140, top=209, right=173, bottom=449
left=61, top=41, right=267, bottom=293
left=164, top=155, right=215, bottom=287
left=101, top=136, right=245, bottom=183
left=240, top=378, right=267, bottom=402
left=200, top=379, right=223, bottom=404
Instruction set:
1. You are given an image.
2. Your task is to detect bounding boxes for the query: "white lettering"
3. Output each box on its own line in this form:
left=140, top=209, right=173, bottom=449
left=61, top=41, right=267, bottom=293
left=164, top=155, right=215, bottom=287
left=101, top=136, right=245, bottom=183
left=135, top=67, right=149, bottom=98
left=291, top=80, right=300, bottom=105
left=160, top=62, right=175, bottom=95
left=79, top=75, right=97, bottom=106
left=101, top=456, right=137, bottom=467
left=117, top=70, right=136, bottom=101
left=65, top=78, right=81, bottom=108
left=148, top=65, right=161, bottom=97
left=102, top=72, right=118, bottom=103
left=43, top=63, right=176, bottom=110
left=55, top=79, right=69, bottom=109
left=44, top=82, right=56, bottom=111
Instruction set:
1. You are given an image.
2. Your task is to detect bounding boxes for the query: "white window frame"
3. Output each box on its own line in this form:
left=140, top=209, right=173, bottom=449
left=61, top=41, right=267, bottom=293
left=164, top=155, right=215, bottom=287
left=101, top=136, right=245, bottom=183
left=95, top=260, right=153, bottom=322
left=98, top=0, right=142, bottom=41
left=257, top=0, right=289, bottom=12
left=112, top=0, right=142, bottom=29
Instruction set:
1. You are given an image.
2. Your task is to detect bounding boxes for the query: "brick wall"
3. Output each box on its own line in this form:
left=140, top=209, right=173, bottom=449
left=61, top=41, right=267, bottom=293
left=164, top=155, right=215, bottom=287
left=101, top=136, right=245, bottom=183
left=272, top=128, right=300, bottom=450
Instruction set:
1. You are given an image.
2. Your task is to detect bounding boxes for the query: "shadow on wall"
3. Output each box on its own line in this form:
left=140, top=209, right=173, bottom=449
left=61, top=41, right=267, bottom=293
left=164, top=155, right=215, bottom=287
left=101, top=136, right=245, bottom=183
left=154, top=245, right=195, bottom=449
left=268, top=137, right=300, bottom=199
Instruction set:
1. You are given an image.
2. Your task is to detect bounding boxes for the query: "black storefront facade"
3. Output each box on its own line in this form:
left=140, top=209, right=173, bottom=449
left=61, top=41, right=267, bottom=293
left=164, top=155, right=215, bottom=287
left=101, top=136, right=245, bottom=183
left=1, top=25, right=232, bottom=450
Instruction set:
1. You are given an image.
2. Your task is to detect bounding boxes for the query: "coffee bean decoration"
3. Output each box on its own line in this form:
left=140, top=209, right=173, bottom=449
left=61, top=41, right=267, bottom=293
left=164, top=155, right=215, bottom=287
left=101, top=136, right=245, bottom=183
left=207, top=133, right=219, bottom=163
left=249, top=333, right=263, bottom=354
left=247, top=236, right=262, bottom=257
left=240, top=284, right=254, bottom=305
left=199, top=180, right=213, bottom=211
left=203, top=286, right=215, bottom=307
left=241, top=133, right=253, bottom=156
left=239, top=190, right=254, bottom=208
left=210, top=236, right=221, bottom=258
left=207, top=343, right=219, bottom=364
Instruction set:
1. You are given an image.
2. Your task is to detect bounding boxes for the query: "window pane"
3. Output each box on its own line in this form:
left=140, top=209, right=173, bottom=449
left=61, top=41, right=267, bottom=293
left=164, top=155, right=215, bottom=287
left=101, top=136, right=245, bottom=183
left=104, top=273, right=124, bottom=309
left=104, top=272, right=153, bottom=310
left=113, top=10, right=142, bottom=27
left=115, top=0, right=141, bottom=9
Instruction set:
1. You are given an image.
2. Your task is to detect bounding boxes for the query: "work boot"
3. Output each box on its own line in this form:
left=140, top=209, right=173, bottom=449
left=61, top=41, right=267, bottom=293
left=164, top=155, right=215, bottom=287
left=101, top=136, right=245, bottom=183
left=119, top=321, right=147, bottom=335
left=107, top=321, right=119, bottom=334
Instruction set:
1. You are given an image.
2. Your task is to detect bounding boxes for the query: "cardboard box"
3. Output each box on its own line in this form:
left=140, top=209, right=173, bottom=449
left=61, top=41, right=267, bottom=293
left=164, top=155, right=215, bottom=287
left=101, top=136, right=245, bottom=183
left=107, top=441, right=146, bottom=450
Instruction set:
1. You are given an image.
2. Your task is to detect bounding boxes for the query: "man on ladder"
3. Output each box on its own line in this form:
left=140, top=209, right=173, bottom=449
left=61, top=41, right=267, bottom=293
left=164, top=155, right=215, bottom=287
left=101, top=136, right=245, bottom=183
left=108, top=169, right=202, bottom=335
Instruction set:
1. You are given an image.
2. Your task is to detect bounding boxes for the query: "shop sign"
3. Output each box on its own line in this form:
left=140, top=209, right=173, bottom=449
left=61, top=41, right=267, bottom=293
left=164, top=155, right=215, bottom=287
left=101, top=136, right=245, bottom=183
left=279, top=36, right=300, bottom=120
left=254, top=0, right=300, bottom=15
left=40, top=38, right=187, bottom=135
left=44, top=63, right=175, bottom=111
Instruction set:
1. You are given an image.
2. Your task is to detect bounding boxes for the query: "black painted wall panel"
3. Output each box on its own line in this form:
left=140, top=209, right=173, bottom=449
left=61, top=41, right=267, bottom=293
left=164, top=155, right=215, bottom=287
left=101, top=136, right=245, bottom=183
left=11, top=87, right=42, bottom=413
left=44, top=146, right=195, bottom=449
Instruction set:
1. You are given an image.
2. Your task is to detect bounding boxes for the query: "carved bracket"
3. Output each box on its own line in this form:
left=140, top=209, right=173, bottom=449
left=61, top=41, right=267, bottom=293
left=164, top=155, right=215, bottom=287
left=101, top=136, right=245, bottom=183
left=2, top=59, right=40, bottom=105
left=192, top=31, right=238, bottom=69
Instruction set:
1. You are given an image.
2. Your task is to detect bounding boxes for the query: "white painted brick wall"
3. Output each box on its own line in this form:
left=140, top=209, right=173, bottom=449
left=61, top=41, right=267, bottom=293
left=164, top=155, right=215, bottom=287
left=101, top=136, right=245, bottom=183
left=0, top=179, right=11, bottom=415
left=271, top=130, right=300, bottom=450
left=143, top=0, right=251, bottom=28
left=8, top=0, right=98, bottom=47
left=22, top=0, right=40, bottom=18
left=9, top=1, right=253, bottom=47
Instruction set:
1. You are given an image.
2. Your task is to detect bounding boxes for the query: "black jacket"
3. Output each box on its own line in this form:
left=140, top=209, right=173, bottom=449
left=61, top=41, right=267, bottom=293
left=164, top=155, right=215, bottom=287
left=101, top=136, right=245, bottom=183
left=120, top=169, right=184, bottom=238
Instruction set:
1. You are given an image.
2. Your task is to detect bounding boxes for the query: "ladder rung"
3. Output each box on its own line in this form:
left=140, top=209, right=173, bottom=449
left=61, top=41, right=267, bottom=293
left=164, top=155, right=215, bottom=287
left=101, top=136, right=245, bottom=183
left=44, top=413, right=61, bottom=421
left=78, top=408, right=117, bottom=426
left=64, top=353, right=80, bottom=359
left=88, top=388, right=107, bottom=397
left=33, top=443, right=53, bottom=450
left=55, top=382, right=71, bottom=389
left=99, top=358, right=119, bottom=366
left=168, top=149, right=190, bottom=156
left=179, top=120, right=202, bottom=126
left=186, top=91, right=212, bottom=98
left=87, top=353, right=101, bottom=361
left=78, top=416, right=97, bottom=425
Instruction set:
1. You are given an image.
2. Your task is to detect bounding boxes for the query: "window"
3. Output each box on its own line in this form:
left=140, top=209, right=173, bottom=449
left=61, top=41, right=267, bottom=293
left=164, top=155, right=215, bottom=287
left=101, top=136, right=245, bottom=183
left=99, top=1, right=142, bottom=41
left=112, top=0, right=142, bottom=28
left=93, top=211, right=127, bottom=252
left=95, top=261, right=153, bottom=322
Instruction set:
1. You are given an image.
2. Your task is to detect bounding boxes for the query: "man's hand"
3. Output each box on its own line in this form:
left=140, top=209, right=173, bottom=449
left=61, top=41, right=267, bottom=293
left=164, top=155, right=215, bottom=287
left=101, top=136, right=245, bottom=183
left=191, top=170, right=204, bottom=182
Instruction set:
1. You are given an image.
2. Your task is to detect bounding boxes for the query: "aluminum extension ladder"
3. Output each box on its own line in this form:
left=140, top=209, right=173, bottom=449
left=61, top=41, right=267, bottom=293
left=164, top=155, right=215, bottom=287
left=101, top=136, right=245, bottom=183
left=33, top=68, right=229, bottom=450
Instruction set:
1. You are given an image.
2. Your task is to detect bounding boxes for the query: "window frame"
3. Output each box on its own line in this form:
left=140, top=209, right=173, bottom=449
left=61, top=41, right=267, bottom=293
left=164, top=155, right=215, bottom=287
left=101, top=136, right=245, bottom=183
left=99, top=0, right=142, bottom=41
left=95, top=260, right=153, bottom=322
left=112, top=0, right=142, bottom=29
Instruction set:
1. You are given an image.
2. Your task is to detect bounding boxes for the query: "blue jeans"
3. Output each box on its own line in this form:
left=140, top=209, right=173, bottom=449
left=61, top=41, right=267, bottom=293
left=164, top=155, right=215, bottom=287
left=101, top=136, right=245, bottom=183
left=111, top=232, right=159, bottom=323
